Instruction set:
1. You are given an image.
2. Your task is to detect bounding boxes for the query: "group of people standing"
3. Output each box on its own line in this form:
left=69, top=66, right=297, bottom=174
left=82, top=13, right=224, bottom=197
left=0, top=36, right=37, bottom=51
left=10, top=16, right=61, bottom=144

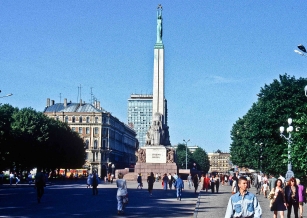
left=199, top=173, right=221, bottom=193
left=266, top=176, right=306, bottom=218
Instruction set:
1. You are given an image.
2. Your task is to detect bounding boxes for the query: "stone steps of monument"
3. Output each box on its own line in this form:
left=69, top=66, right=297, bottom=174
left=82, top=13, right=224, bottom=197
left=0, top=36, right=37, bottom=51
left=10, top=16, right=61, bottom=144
left=123, top=172, right=137, bottom=181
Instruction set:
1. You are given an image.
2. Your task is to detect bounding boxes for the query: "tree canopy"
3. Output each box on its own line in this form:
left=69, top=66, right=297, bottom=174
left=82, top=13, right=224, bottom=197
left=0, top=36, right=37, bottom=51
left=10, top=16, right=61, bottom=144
left=0, top=104, right=85, bottom=172
left=175, top=144, right=209, bottom=172
left=230, top=74, right=307, bottom=177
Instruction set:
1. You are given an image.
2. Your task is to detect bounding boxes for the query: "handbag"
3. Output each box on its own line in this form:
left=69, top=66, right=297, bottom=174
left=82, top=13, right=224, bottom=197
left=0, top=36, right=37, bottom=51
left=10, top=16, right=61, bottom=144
left=123, top=195, right=129, bottom=204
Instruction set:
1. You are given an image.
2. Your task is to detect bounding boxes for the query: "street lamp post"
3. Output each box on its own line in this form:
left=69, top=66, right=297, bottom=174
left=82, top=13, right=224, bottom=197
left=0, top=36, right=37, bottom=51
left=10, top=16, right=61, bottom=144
left=0, top=93, right=13, bottom=98
left=279, top=118, right=295, bottom=181
left=183, top=139, right=190, bottom=170
left=294, top=44, right=307, bottom=56
left=255, top=143, right=264, bottom=173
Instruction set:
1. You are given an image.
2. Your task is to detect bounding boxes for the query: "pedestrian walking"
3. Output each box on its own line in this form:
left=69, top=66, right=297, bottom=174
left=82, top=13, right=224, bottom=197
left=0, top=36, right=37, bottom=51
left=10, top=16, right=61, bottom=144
left=168, top=173, right=173, bottom=189
left=203, top=174, right=210, bottom=192
left=137, top=173, right=143, bottom=189
left=116, top=172, right=128, bottom=215
left=27, top=173, right=33, bottom=185
left=269, top=174, right=277, bottom=192
left=225, top=176, right=262, bottom=218
left=229, top=174, right=233, bottom=186
left=215, top=175, right=220, bottom=193
left=187, top=173, right=192, bottom=189
left=193, top=174, right=199, bottom=194
left=254, top=173, right=261, bottom=194
left=174, top=174, right=184, bottom=201
left=173, top=173, right=178, bottom=181
left=162, top=173, right=169, bottom=190
left=278, top=174, right=286, bottom=187
left=87, top=173, right=92, bottom=188
left=296, top=179, right=305, bottom=218
left=9, top=172, right=14, bottom=185
left=285, top=177, right=299, bottom=218
left=0, top=171, right=4, bottom=185
left=15, top=175, right=20, bottom=185
left=263, top=180, right=269, bottom=198
left=224, top=174, right=228, bottom=186
left=35, top=168, right=45, bottom=203
left=268, top=179, right=287, bottom=218
left=232, top=175, right=238, bottom=195
left=147, top=172, right=155, bottom=197
left=210, top=175, right=215, bottom=193
left=92, top=171, right=99, bottom=195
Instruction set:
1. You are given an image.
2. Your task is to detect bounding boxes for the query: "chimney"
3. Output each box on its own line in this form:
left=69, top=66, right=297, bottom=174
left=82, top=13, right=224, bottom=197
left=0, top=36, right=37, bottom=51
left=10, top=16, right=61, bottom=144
left=64, top=98, right=67, bottom=107
left=47, top=98, right=50, bottom=107
left=80, top=99, right=82, bottom=106
left=51, top=100, right=55, bottom=105
left=97, top=101, right=100, bottom=109
left=94, top=100, right=97, bottom=108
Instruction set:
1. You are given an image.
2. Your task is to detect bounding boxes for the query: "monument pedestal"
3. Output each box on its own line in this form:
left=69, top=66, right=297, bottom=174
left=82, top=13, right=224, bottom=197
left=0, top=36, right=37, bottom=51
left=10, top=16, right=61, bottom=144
left=135, top=162, right=177, bottom=180
left=134, top=146, right=177, bottom=180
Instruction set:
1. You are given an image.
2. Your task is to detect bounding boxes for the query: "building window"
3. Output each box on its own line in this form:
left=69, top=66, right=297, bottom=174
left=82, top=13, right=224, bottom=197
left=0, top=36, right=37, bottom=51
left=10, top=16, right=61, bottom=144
left=72, top=127, right=75, bottom=132
left=94, top=140, right=98, bottom=149
left=79, top=116, right=82, bottom=123
left=102, top=140, right=106, bottom=150
left=65, top=116, right=68, bottom=123
left=79, top=127, right=82, bottom=134
left=85, top=140, right=89, bottom=149
left=72, top=116, right=75, bottom=123
left=86, top=117, right=90, bottom=123
left=94, top=127, right=99, bottom=135
left=95, top=117, right=99, bottom=123
left=86, top=127, right=90, bottom=134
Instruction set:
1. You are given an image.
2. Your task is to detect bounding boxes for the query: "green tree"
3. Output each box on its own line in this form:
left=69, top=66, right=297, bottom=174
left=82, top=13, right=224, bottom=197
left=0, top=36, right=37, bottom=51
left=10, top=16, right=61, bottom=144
left=0, top=104, right=18, bottom=170
left=192, top=147, right=210, bottom=172
left=175, top=143, right=193, bottom=169
left=230, top=74, right=307, bottom=176
left=0, top=105, right=85, bottom=172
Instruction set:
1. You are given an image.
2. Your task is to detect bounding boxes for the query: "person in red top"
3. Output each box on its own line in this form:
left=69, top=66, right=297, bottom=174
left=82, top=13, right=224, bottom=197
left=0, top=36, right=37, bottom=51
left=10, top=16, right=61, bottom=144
left=203, top=174, right=210, bottom=192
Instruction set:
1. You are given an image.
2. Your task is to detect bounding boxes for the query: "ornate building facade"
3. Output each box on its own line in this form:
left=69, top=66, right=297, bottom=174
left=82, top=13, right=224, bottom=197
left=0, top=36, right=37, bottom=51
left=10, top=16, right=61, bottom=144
left=208, top=152, right=232, bottom=173
left=43, top=98, right=138, bottom=177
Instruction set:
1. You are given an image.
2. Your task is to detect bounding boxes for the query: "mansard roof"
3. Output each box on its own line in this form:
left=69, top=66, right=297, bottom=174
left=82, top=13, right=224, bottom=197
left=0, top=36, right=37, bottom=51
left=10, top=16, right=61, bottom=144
left=44, top=103, right=103, bottom=113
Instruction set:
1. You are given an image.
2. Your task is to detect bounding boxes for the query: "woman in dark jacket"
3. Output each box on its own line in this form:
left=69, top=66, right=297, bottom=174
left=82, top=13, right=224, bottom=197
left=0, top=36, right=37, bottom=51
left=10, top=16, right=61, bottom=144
left=285, top=177, right=299, bottom=218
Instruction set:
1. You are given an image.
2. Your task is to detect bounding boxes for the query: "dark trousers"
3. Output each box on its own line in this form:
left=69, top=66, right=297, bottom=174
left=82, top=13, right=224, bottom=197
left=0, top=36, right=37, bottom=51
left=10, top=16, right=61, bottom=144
left=36, top=185, right=44, bottom=199
left=210, top=183, right=215, bottom=193
left=168, top=181, right=172, bottom=189
left=215, top=182, right=219, bottom=193
left=287, top=201, right=299, bottom=218
left=92, top=185, right=98, bottom=195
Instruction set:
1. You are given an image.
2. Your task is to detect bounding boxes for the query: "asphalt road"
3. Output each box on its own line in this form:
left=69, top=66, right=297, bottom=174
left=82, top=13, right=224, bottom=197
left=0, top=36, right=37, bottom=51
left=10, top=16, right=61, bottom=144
left=0, top=180, right=198, bottom=218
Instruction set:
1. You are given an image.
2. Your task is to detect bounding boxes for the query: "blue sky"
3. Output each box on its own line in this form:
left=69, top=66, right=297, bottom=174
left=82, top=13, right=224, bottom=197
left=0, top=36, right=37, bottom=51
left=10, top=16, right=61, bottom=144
left=1, top=1, right=307, bottom=152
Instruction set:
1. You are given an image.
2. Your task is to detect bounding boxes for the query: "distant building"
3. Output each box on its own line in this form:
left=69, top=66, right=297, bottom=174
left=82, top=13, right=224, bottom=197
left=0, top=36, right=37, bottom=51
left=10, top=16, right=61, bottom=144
left=171, top=145, right=199, bottom=154
left=127, top=94, right=153, bottom=147
left=43, top=98, right=138, bottom=177
left=207, top=152, right=231, bottom=173
left=127, top=94, right=169, bottom=147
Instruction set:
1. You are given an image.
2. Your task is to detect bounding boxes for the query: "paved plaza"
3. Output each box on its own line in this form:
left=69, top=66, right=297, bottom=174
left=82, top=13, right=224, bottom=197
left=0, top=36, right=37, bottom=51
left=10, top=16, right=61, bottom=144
left=1, top=180, right=307, bottom=217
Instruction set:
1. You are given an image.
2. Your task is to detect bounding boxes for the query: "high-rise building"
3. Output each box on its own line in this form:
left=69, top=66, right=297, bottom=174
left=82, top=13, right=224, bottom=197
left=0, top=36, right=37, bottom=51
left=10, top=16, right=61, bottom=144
left=128, top=94, right=168, bottom=147
left=128, top=94, right=153, bottom=147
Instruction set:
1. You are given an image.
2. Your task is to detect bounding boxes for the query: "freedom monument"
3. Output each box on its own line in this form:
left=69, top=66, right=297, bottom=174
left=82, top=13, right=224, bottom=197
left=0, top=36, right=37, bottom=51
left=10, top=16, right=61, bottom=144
left=135, top=5, right=177, bottom=176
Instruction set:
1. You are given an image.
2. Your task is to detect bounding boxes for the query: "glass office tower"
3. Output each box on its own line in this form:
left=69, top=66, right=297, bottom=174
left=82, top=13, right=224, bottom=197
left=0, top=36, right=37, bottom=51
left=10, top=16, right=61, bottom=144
left=128, top=94, right=153, bottom=147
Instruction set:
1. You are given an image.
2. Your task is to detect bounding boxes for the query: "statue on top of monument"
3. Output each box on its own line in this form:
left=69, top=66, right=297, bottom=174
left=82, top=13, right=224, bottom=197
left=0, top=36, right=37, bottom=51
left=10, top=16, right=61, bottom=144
left=156, top=4, right=163, bottom=43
